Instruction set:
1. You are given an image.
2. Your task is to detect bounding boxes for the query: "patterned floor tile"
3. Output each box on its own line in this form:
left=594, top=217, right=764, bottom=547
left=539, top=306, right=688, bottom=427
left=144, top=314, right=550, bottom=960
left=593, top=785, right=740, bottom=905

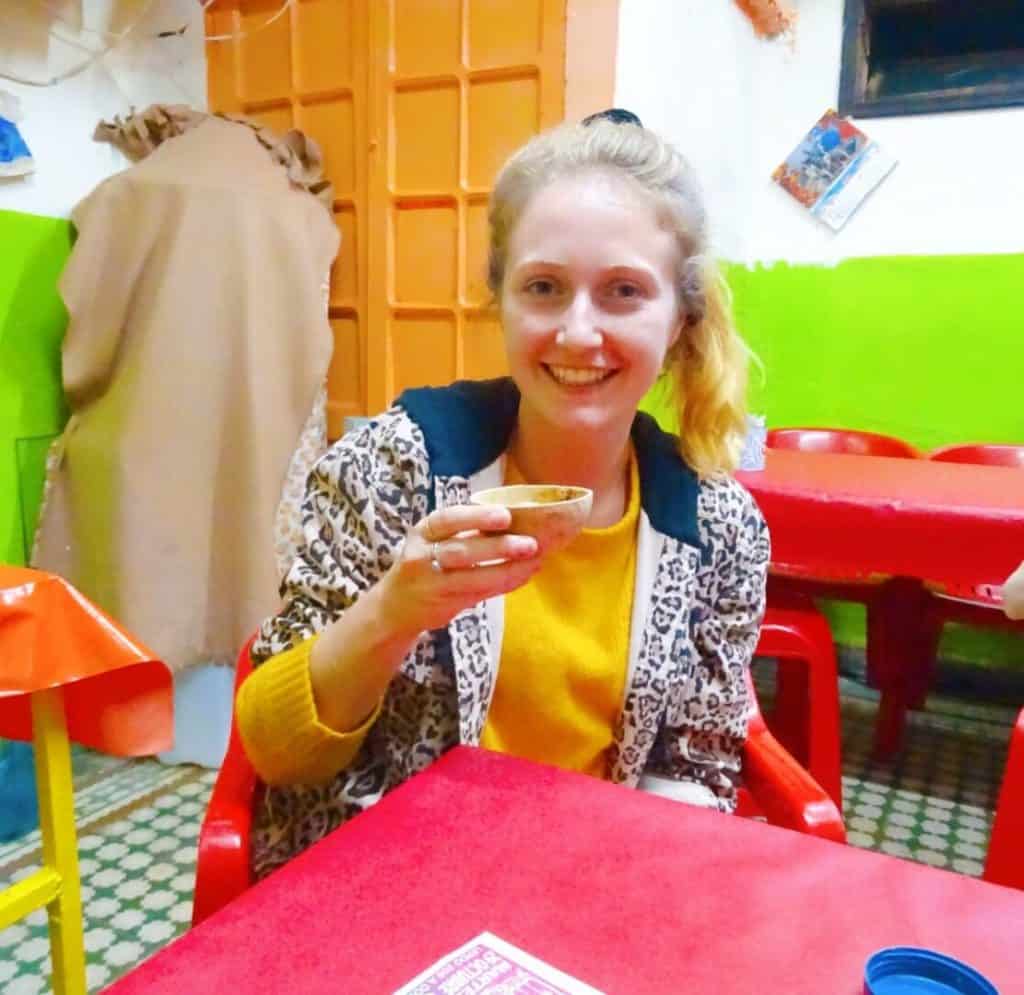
left=0, top=759, right=216, bottom=993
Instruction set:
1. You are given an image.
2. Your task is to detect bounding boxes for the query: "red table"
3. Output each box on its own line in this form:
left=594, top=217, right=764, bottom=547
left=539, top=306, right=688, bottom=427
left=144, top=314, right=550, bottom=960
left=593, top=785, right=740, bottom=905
left=737, top=450, right=1024, bottom=753
left=736, top=449, right=1024, bottom=591
left=104, top=747, right=1024, bottom=995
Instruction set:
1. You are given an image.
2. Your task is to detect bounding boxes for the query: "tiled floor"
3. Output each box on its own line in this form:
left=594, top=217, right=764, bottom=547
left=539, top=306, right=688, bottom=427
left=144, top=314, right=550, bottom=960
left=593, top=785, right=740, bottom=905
left=0, top=674, right=1017, bottom=994
left=836, top=691, right=1007, bottom=875
left=0, top=754, right=216, bottom=994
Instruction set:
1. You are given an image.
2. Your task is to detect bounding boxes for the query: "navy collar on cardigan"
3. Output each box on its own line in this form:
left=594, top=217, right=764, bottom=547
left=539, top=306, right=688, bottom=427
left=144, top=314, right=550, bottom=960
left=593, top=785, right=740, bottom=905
left=396, top=378, right=701, bottom=548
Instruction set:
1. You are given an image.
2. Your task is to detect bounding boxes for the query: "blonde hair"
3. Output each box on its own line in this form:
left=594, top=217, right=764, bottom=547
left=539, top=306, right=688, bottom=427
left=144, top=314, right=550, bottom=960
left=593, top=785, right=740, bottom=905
left=487, top=120, right=750, bottom=476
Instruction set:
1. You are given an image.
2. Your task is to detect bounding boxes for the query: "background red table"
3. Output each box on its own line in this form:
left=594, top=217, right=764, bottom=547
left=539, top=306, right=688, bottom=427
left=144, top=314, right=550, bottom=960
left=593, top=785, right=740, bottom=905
left=738, top=450, right=1024, bottom=752
left=104, top=747, right=1024, bottom=995
left=736, top=449, right=1024, bottom=591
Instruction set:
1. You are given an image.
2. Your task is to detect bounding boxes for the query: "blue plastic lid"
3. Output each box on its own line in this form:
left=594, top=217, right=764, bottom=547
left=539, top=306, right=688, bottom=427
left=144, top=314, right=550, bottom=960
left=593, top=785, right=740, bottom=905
left=865, top=947, right=999, bottom=995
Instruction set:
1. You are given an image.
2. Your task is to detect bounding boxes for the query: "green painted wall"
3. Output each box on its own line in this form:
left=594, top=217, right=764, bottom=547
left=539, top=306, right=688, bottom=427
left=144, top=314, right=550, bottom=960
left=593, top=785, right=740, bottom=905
left=728, top=255, right=1024, bottom=451
left=0, top=209, right=72, bottom=566
left=643, top=253, right=1024, bottom=666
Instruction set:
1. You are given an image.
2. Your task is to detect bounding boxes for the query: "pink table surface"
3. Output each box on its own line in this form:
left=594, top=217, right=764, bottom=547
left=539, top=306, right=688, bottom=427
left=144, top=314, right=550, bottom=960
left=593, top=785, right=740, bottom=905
left=104, top=747, right=1024, bottom=995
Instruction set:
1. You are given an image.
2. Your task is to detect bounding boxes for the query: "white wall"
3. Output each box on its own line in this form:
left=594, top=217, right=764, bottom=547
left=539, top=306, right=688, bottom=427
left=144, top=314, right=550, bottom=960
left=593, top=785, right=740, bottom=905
left=0, top=0, right=206, bottom=220
left=615, top=0, right=1024, bottom=264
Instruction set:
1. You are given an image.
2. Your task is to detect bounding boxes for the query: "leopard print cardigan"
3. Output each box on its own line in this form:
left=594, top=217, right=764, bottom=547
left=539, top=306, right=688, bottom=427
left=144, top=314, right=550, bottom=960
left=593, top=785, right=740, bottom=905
left=249, top=380, right=769, bottom=879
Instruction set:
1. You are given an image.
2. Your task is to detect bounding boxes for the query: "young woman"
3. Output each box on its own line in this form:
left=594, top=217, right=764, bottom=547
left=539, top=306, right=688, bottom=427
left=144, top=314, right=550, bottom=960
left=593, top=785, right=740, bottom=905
left=237, top=113, right=769, bottom=879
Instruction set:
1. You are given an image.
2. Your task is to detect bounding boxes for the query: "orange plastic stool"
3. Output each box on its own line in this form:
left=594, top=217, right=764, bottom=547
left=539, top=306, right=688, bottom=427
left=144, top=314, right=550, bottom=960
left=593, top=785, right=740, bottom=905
left=983, top=706, right=1024, bottom=891
left=0, top=566, right=171, bottom=995
left=755, top=598, right=843, bottom=810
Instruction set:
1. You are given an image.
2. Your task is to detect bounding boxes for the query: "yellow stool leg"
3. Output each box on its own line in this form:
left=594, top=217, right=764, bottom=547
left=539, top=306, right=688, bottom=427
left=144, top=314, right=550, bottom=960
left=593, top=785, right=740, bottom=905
left=32, top=687, right=87, bottom=995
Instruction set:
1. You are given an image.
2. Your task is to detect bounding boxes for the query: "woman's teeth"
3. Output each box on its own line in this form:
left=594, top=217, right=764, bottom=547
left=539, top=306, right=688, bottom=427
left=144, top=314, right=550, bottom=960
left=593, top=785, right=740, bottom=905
left=546, top=365, right=614, bottom=386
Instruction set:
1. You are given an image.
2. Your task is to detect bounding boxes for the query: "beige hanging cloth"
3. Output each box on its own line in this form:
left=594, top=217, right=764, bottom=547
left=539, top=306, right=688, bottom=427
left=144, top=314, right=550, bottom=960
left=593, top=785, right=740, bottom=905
left=33, top=113, right=340, bottom=673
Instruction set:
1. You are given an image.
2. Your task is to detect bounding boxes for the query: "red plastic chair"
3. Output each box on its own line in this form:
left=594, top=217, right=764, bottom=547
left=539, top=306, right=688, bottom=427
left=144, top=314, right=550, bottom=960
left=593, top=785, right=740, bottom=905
left=754, top=597, right=843, bottom=810
left=984, top=706, right=1024, bottom=890
left=735, top=668, right=846, bottom=842
left=766, top=427, right=921, bottom=460
left=191, top=636, right=260, bottom=927
left=192, top=636, right=846, bottom=925
left=929, top=443, right=1024, bottom=469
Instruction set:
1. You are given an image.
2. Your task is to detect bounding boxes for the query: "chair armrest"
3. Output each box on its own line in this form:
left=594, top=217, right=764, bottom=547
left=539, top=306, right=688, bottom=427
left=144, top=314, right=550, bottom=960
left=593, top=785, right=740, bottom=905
left=191, top=749, right=259, bottom=926
left=743, top=715, right=846, bottom=844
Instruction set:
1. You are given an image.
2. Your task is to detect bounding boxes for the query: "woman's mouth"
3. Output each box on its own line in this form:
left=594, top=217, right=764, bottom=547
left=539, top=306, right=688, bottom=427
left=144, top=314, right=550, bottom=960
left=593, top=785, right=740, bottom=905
left=544, top=364, right=618, bottom=387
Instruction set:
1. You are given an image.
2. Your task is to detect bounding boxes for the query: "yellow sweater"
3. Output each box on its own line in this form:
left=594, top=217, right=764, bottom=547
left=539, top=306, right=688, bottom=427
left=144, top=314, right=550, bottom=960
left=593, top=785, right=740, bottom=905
left=237, top=453, right=639, bottom=786
left=235, top=637, right=379, bottom=786
left=480, top=451, right=638, bottom=778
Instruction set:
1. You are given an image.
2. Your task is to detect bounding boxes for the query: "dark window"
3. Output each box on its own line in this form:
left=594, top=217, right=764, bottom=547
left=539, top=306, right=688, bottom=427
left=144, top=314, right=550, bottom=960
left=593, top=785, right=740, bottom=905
left=839, top=0, right=1024, bottom=118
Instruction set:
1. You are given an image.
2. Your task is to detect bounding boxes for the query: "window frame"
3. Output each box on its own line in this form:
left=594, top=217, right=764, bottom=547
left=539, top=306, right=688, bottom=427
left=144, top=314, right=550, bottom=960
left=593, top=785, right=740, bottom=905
left=838, top=0, right=1024, bottom=119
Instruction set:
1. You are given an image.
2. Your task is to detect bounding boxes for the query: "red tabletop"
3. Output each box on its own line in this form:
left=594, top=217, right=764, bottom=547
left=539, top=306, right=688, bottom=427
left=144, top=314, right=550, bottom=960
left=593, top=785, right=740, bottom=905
left=0, top=565, right=172, bottom=756
left=104, top=747, right=1024, bottom=995
left=736, top=450, right=1024, bottom=590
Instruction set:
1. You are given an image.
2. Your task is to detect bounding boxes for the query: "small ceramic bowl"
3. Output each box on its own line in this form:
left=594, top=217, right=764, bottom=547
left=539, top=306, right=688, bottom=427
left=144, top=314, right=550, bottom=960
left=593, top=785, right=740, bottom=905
left=470, top=484, right=593, bottom=555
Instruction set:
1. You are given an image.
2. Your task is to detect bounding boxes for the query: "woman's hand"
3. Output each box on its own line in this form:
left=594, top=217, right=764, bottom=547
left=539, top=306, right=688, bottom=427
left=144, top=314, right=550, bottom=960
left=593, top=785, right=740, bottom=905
left=378, top=504, right=541, bottom=638
left=307, top=504, right=539, bottom=735
left=1003, top=560, right=1024, bottom=620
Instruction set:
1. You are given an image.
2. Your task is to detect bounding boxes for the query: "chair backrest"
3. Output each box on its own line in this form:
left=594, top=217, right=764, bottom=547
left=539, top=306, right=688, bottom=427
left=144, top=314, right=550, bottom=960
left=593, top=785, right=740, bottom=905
left=766, top=427, right=920, bottom=459
left=928, top=443, right=1024, bottom=469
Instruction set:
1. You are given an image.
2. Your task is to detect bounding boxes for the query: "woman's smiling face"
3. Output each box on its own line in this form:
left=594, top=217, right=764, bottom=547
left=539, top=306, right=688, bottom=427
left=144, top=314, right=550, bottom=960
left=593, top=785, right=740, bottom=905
left=501, top=170, right=684, bottom=438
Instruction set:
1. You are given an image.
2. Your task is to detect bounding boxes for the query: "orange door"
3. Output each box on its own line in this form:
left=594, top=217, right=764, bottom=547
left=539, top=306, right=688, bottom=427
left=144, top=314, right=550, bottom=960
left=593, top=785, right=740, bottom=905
left=366, top=0, right=566, bottom=412
left=205, top=0, right=371, bottom=438
left=206, top=0, right=566, bottom=434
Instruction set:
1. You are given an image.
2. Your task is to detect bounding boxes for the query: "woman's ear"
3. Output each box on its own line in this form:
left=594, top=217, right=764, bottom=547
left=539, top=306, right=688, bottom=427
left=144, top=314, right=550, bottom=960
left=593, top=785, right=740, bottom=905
left=668, top=316, right=685, bottom=352
left=661, top=322, right=683, bottom=372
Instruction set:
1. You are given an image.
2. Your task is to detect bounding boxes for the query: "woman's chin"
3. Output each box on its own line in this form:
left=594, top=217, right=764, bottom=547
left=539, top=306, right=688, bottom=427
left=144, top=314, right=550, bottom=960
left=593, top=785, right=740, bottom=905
left=541, top=402, right=630, bottom=438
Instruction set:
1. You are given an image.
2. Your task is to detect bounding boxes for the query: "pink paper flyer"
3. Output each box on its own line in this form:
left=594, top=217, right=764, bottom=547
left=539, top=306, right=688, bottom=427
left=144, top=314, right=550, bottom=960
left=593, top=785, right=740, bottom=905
left=393, top=932, right=605, bottom=995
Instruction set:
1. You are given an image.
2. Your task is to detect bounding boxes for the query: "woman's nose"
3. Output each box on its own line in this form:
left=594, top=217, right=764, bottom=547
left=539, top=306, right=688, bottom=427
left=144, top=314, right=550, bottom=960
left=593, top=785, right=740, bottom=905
left=557, top=294, right=602, bottom=349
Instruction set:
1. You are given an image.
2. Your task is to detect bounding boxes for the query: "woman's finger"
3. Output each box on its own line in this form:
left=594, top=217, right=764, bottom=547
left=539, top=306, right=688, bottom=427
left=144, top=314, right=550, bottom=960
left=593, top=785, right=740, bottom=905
left=434, top=533, right=537, bottom=571
left=440, top=556, right=543, bottom=601
left=420, top=503, right=511, bottom=542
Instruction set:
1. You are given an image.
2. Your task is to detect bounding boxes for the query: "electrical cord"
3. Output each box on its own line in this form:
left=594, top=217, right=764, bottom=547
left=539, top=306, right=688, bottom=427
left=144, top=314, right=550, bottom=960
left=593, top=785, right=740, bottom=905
left=0, top=0, right=294, bottom=89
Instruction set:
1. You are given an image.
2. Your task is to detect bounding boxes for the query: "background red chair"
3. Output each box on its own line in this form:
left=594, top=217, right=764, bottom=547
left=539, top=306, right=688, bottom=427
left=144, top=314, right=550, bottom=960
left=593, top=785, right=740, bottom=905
left=984, top=705, right=1024, bottom=890
left=766, top=427, right=920, bottom=460
left=929, top=443, right=1024, bottom=469
left=192, top=636, right=847, bottom=925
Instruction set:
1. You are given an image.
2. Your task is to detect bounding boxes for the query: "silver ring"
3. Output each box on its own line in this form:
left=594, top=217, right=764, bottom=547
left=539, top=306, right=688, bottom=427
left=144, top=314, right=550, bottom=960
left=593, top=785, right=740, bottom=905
left=430, top=540, right=444, bottom=573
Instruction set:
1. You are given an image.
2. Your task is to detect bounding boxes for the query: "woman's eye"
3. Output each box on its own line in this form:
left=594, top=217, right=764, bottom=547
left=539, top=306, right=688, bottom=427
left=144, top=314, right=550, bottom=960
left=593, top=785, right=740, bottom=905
left=608, top=282, right=642, bottom=300
left=524, top=279, right=558, bottom=296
